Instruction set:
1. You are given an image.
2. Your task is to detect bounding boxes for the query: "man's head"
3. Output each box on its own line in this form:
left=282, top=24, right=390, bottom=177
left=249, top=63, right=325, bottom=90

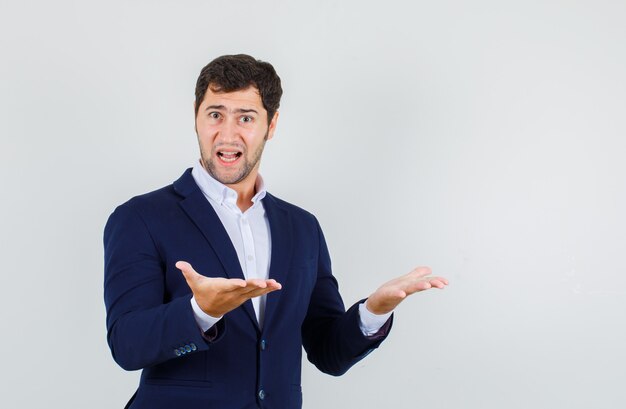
left=195, top=54, right=282, bottom=124
left=194, top=55, right=283, bottom=189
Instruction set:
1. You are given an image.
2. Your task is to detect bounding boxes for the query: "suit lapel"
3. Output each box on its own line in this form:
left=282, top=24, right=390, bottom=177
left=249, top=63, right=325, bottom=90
left=174, top=170, right=259, bottom=329
left=262, top=193, right=293, bottom=332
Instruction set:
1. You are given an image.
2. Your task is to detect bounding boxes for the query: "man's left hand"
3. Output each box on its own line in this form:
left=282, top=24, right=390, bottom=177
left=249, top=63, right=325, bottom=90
left=365, top=266, right=448, bottom=315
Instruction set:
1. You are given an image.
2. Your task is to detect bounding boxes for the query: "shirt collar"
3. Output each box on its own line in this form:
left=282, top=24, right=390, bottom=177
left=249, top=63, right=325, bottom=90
left=191, top=159, right=267, bottom=209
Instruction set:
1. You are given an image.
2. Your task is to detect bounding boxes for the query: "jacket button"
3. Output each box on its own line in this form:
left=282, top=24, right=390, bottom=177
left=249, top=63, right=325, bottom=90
left=261, top=339, right=266, bottom=350
left=190, top=343, right=197, bottom=351
left=258, top=389, right=265, bottom=400
left=184, top=344, right=192, bottom=353
left=174, top=349, right=182, bottom=357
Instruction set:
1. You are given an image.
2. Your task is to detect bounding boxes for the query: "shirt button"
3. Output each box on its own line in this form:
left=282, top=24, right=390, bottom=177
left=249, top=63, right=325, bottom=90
left=247, top=255, right=254, bottom=261
left=258, top=389, right=265, bottom=400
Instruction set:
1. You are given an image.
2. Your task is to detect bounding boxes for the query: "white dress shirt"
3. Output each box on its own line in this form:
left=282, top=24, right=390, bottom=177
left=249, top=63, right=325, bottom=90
left=189, top=160, right=391, bottom=335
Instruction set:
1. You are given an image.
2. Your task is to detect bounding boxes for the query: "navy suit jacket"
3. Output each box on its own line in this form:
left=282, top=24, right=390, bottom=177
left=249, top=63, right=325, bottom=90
left=104, top=169, right=392, bottom=408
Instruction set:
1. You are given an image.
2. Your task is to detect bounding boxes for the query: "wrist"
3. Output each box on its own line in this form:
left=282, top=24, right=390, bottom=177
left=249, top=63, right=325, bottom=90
left=365, top=297, right=391, bottom=315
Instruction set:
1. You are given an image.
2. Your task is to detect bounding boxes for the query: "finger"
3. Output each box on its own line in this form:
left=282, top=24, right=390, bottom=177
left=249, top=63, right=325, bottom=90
left=243, top=285, right=282, bottom=299
left=240, top=279, right=282, bottom=293
left=428, top=278, right=447, bottom=289
left=410, top=266, right=432, bottom=279
left=235, top=279, right=267, bottom=296
left=401, top=280, right=432, bottom=296
left=418, top=281, right=432, bottom=290
left=380, top=287, right=407, bottom=300
left=245, top=278, right=268, bottom=289
left=394, top=289, right=407, bottom=299
left=266, top=279, right=282, bottom=290
left=235, top=279, right=283, bottom=299
left=176, top=261, right=202, bottom=284
left=215, top=278, right=248, bottom=291
left=175, top=260, right=194, bottom=274
left=428, top=276, right=449, bottom=285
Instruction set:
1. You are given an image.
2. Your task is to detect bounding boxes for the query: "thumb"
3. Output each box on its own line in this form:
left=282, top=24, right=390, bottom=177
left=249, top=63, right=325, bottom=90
left=176, top=261, right=202, bottom=286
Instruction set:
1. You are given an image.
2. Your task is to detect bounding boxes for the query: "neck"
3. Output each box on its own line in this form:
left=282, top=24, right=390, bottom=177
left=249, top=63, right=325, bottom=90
left=227, top=170, right=258, bottom=212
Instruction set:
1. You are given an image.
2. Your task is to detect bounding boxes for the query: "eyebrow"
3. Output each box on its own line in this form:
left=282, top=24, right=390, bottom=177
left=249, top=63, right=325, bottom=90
left=204, top=105, right=259, bottom=115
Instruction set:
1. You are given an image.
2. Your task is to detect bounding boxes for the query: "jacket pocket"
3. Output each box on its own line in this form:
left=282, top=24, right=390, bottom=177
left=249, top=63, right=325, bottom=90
left=144, top=378, right=213, bottom=388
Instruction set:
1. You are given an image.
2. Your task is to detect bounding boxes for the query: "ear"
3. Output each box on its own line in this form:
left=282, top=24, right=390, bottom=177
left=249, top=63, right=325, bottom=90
left=193, top=101, right=198, bottom=133
left=266, top=111, right=280, bottom=141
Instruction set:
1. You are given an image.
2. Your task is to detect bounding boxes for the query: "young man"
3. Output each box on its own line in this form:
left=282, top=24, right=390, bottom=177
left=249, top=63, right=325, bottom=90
left=104, top=54, right=448, bottom=409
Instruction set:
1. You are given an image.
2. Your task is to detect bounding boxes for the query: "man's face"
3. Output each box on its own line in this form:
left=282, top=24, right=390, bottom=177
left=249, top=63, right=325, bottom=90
left=195, top=86, right=278, bottom=187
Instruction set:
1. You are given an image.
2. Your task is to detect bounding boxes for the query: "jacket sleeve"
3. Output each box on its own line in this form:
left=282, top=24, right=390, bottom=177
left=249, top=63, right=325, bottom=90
left=301, top=218, right=393, bottom=376
left=103, top=203, right=216, bottom=371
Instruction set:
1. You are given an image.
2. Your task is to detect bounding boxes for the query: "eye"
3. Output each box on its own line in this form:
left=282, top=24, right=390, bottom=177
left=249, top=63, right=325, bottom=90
left=208, top=112, right=221, bottom=119
left=240, top=115, right=253, bottom=123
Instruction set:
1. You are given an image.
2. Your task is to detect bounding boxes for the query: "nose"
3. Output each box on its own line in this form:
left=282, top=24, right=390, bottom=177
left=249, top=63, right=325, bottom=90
left=216, top=116, right=239, bottom=144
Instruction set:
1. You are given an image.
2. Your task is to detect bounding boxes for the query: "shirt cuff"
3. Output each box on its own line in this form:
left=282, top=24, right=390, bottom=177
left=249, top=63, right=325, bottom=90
left=190, top=296, right=222, bottom=332
left=358, top=301, right=393, bottom=336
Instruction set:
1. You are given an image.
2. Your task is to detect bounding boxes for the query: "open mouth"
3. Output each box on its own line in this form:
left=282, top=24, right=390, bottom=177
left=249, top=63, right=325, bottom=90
left=217, top=150, right=243, bottom=163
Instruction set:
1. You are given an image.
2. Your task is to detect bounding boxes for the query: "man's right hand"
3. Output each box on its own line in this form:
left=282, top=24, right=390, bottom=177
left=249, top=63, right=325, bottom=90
left=176, top=261, right=282, bottom=317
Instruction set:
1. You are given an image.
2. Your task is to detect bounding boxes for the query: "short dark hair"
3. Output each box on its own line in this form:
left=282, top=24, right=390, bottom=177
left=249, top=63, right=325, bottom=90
left=194, top=54, right=283, bottom=123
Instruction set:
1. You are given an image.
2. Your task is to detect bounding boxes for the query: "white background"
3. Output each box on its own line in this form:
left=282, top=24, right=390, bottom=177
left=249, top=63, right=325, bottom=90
left=1, top=0, right=625, bottom=408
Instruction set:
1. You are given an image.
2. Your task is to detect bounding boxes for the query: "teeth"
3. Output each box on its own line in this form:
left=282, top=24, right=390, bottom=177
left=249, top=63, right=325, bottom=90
left=217, top=150, right=242, bottom=163
left=218, top=152, right=239, bottom=162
